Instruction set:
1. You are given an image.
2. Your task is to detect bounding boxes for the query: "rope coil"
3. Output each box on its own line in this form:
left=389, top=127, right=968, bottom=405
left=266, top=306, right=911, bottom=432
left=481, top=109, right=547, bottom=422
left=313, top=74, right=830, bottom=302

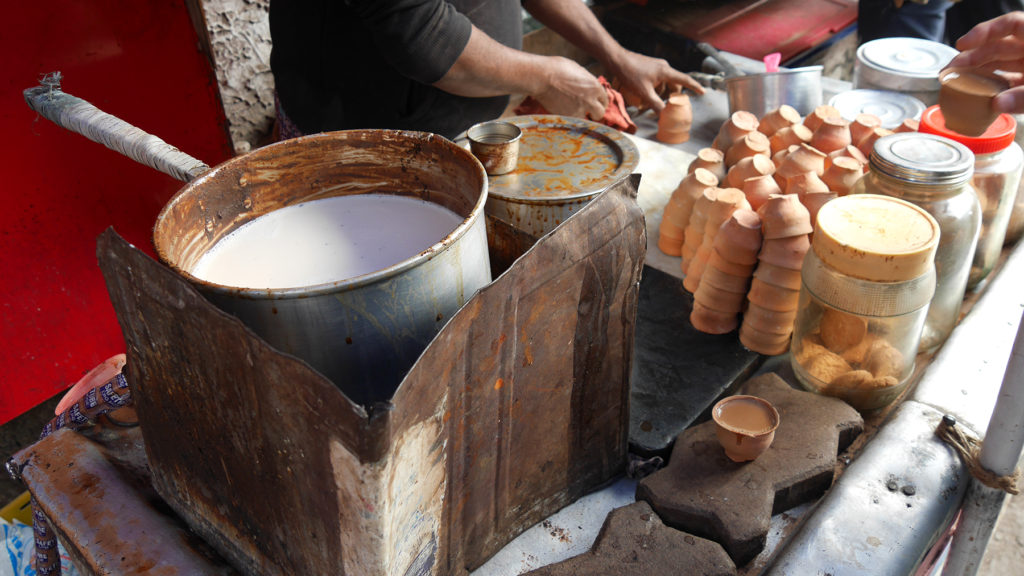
left=936, top=415, right=1021, bottom=495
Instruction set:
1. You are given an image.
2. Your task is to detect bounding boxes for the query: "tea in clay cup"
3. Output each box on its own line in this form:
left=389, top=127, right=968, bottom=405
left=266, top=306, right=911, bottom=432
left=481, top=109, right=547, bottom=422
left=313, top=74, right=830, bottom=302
left=712, top=395, right=781, bottom=462
left=939, top=67, right=1011, bottom=137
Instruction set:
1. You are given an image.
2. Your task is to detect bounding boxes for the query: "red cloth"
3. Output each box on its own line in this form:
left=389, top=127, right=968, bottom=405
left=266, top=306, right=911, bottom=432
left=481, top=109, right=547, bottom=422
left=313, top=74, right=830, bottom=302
left=513, top=76, right=637, bottom=134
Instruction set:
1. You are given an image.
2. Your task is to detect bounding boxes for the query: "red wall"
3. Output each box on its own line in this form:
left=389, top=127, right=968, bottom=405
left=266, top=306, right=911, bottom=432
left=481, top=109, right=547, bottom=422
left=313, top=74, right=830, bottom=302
left=1, top=2, right=233, bottom=424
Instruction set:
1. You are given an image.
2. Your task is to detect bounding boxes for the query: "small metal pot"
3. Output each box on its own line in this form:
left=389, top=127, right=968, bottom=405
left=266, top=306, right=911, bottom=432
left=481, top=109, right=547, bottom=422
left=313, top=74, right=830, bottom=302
left=23, top=87, right=492, bottom=409
left=468, top=120, right=522, bottom=175
left=725, top=66, right=824, bottom=118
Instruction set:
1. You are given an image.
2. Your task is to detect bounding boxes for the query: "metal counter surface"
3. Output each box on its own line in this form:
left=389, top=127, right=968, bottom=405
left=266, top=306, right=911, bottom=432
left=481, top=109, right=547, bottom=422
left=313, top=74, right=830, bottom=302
left=476, top=80, right=1024, bottom=575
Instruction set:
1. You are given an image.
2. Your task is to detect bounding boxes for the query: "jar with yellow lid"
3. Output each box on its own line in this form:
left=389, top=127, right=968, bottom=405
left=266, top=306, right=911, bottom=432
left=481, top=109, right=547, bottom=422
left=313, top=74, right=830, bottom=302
left=850, top=132, right=980, bottom=353
left=791, top=194, right=939, bottom=412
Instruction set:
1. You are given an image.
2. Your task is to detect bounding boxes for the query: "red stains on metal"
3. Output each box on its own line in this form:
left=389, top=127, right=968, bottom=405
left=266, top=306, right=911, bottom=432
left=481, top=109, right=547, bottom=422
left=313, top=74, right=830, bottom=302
left=487, top=115, right=639, bottom=201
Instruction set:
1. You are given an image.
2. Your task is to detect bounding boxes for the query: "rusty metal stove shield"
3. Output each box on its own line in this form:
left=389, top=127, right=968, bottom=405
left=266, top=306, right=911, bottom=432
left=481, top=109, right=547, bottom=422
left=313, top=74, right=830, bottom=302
left=96, top=175, right=646, bottom=575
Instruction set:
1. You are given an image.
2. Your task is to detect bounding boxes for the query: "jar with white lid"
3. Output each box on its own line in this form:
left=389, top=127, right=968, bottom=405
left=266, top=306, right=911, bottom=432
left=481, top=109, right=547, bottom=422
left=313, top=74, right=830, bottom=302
left=791, top=195, right=939, bottom=411
left=849, top=132, right=980, bottom=353
left=854, top=37, right=959, bottom=106
left=919, top=106, right=1023, bottom=288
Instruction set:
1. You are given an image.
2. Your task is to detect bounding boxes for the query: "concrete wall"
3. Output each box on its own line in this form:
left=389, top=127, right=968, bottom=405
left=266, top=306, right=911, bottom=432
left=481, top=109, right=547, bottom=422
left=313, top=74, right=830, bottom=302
left=201, top=0, right=275, bottom=154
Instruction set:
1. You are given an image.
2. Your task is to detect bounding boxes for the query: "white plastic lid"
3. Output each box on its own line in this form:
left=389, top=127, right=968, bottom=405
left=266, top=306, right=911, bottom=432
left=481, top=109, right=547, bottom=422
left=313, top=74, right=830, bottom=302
left=858, top=37, right=958, bottom=80
left=829, top=89, right=926, bottom=130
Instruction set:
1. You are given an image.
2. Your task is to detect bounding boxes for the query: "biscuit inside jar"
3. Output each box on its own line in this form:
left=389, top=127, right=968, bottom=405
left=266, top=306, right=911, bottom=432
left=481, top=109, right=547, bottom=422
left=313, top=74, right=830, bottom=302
left=820, top=308, right=868, bottom=352
left=799, top=325, right=907, bottom=398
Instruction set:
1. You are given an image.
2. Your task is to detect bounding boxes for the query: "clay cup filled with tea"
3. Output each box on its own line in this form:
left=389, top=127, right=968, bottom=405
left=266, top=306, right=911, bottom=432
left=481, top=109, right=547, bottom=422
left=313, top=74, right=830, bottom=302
left=938, top=67, right=1010, bottom=137
left=712, top=395, right=781, bottom=462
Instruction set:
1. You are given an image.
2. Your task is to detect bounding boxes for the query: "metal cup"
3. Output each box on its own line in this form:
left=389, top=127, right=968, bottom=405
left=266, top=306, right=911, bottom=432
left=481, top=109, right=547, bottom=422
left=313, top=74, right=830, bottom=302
left=467, top=120, right=522, bottom=176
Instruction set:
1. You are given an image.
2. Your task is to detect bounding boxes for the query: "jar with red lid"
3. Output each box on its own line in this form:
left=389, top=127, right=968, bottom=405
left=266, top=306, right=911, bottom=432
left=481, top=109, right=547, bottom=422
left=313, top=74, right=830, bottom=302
left=919, top=105, right=1023, bottom=288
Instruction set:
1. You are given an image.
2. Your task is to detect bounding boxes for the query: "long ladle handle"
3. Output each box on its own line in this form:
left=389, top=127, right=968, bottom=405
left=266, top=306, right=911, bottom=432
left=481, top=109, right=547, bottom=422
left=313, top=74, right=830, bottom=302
left=24, top=80, right=210, bottom=182
left=696, top=42, right=743, bottom=78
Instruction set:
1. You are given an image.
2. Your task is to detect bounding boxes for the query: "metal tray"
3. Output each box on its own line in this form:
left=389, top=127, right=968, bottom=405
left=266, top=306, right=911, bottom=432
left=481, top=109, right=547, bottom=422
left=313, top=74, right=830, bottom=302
left=485, top=114, right=640, bottom=202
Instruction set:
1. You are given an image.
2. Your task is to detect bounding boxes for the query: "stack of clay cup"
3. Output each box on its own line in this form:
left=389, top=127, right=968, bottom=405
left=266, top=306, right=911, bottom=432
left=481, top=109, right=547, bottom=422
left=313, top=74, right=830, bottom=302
left=656, top=105, right=920, bottom=354
left=691, top=208, right=762, bottom=333
left=739, top=194, right=813, bottom=355
left=679, top=188, right=717, bottom=274
left=658, top=168, right=719, bottom=257
left=683, top=188, right=751, bottom=293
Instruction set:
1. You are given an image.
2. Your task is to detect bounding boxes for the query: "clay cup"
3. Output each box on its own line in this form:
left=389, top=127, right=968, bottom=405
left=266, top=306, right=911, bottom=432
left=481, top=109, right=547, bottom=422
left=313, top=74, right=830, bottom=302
left=712, top=395, right=781, bottom=462
left=939, top=67, right=1011, bottom=137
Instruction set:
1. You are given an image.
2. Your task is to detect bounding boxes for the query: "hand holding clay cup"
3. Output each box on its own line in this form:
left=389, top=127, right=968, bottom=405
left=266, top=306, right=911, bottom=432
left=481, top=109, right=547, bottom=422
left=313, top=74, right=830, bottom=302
left=712, top=395, right=781, bottom=462
left=946, top=11, right=1024, bottom=115
left=938, top=67, right=1011, bottom=137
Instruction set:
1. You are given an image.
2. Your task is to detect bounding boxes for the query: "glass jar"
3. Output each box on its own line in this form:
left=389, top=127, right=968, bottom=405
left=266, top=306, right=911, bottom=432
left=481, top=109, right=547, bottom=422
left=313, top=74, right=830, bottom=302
left=850, top=132, right=980, bottom=353
left=791, top=195, right=939, bottom=411
left=1005, top=113, right=1024, bottom=246
left=919, top=106, right=1023, bottom=288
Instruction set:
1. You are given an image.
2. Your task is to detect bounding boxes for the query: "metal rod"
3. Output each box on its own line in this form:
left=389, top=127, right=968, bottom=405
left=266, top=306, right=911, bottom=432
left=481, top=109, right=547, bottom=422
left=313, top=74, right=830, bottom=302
left=942, top=306, right=1024, bottom=575
left=24, top=82, right=209, bottom=182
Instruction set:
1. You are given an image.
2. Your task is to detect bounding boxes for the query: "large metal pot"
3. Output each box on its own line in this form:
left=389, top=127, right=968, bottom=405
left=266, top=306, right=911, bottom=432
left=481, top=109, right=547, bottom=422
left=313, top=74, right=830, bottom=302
left=152, top=131, right=491, bottom=407
left=23, top=85, right=491, bottom=408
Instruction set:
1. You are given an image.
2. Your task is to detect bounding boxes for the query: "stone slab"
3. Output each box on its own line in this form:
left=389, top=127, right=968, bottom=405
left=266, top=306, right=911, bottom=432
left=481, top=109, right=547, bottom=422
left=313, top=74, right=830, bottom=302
left=524, top=501, right=736, bottom=576
left=630, top=266, right=763, bottom=456
left=636, top=373, right=863, bottom=566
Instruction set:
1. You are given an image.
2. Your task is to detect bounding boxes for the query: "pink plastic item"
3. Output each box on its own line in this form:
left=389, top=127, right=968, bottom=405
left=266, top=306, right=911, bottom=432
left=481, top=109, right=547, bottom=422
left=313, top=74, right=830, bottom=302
left=764, top=52, right=782, bottom=74
left=55, top=353, right=127, bottom=415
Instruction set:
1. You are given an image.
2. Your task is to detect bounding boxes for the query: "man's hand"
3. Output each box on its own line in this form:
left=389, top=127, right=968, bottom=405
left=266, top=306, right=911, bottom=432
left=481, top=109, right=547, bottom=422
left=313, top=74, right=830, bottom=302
left=946, top=11, right=1024, bottom=114
left=533, top=56, right=608, bottom=120
left=605, top=50, right=705, bottom=114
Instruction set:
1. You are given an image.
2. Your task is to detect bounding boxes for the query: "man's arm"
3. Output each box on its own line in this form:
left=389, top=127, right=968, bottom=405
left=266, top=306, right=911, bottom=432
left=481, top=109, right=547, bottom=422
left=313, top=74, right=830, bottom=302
left=523, top=0, right=705, bottom=113
left=433, top=25, right=608, bottom=120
